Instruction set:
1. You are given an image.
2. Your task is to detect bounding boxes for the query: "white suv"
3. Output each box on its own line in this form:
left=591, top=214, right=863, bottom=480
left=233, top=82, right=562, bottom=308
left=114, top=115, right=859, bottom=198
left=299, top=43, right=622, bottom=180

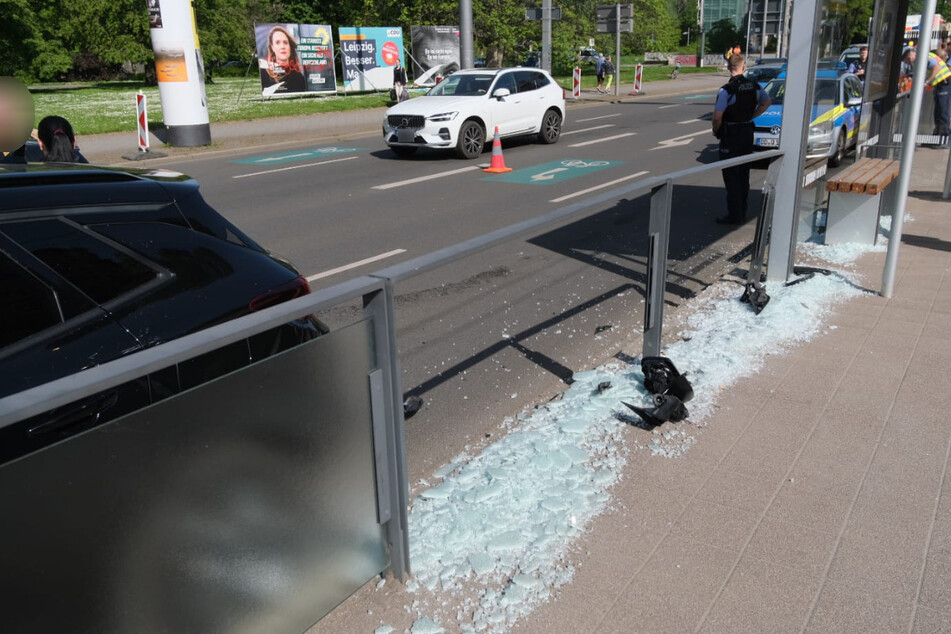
left=383, top=68, right=566, bottom=159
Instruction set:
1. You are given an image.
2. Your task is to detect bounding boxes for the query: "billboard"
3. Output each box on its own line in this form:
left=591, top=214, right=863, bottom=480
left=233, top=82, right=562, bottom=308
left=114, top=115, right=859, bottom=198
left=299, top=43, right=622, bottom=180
left=339, top=27, right=403, bottom=92
left=410, top=26, right=460, bottom=86
left=255, top=23, right=336, bottom=96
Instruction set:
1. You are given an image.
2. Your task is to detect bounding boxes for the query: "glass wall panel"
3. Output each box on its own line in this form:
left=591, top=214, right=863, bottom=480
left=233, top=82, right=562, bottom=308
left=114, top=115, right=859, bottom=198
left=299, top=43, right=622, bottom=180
left=0, top=318, right=387, bottom=633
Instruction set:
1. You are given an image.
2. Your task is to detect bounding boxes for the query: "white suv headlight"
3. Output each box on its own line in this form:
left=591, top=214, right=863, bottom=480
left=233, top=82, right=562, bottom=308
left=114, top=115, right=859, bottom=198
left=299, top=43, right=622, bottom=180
left=427, top=112, right=458, bottom=122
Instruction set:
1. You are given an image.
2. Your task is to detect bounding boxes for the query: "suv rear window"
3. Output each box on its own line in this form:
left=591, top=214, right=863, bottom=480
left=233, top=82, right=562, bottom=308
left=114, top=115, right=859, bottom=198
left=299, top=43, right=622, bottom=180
left=0, top=219, right=158, bottom=305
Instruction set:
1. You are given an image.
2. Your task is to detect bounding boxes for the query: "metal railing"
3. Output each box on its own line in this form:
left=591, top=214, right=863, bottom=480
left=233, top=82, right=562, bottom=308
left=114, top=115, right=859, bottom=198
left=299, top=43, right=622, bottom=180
left=0, top=147, right=783, bottom=632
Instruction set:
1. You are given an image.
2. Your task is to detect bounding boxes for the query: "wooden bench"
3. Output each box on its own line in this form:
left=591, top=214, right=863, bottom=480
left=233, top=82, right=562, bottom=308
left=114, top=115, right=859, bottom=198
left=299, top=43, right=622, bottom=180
left=823, top=158, right=900, bottom=244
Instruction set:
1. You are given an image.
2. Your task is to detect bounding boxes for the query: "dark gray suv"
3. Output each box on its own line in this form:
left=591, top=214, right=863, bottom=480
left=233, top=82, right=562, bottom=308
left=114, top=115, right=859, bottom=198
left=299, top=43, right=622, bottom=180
left=0, top=163, right=325, bottom=463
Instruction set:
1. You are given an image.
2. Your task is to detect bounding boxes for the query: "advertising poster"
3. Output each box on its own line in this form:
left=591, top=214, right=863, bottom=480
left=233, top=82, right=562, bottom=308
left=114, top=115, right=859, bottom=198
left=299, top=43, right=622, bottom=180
left=147, top=0, right=162, bottom=28
left=255, top=23, right=336, bottom=96
left=298, top=24, right=337, bottom=93
left=410, top=25, right=460, bottom=86
left=339, top=27, right=404, bottom=92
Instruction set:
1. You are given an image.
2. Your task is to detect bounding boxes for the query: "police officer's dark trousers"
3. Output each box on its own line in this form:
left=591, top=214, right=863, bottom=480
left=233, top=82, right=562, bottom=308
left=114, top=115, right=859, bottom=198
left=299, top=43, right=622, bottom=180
left=934, top=80, right=951, bottom=140
left=719, top=121, right=754, bottom=222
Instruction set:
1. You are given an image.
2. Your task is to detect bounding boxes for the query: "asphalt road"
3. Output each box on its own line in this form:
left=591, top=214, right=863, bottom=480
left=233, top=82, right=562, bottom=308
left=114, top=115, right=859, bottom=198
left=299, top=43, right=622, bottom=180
left=86, top=80, right=779, bottom=479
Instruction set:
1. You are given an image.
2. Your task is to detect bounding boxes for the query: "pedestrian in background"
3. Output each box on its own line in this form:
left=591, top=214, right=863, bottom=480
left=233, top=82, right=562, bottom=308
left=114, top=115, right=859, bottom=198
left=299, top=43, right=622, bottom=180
left=711, top=53, right=771, bottom=225
left=36, top=115, right=88, bottom=163
left=596, top=53, right=606, bottom=92
left=393, top=59, right=408, bottom=101
left=602, top=56, right=615, bottom=91
left=0, top=77, right=34, bottom=159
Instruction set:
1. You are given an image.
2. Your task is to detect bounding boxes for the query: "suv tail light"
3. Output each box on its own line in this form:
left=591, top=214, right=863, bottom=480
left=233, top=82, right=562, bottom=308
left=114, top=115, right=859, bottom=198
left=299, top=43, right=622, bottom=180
left=249, top=275, right=311, bottom=311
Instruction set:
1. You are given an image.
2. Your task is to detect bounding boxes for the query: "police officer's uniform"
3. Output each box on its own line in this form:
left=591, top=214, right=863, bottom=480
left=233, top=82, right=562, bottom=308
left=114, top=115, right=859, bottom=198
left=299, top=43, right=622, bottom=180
left=927, top=52, right=951, bottom=140
left=716, top=74, right=761, bottom=223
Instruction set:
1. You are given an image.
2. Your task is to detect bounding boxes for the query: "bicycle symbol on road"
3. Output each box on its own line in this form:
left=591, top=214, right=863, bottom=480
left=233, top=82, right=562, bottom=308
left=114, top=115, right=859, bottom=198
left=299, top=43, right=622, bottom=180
left=560, top=159, right=610, bottom=169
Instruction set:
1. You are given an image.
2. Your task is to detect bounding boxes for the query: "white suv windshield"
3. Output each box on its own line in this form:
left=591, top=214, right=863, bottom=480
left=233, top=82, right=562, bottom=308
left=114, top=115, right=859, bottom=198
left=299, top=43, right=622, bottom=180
left=427, top=73, right=496, bottom=96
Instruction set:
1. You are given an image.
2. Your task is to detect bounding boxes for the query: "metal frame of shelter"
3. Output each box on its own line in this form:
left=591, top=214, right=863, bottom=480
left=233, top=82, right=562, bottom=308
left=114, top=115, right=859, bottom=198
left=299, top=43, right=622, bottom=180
left=766, top=0, right=945, bottom=299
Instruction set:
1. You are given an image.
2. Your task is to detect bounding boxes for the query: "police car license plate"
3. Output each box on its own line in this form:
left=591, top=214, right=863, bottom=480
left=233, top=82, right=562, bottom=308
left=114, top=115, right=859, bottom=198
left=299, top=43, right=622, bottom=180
left=757, top=138, right=779, bottom=147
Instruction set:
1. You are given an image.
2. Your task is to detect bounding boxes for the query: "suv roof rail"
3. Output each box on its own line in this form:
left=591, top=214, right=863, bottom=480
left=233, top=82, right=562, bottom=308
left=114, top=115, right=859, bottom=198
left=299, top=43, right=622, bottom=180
left=0, top=170, right=141, bottom=189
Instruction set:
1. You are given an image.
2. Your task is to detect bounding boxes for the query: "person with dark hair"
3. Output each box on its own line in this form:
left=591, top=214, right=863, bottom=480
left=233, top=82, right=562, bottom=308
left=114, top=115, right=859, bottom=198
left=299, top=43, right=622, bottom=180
left=602, top=56, right=616, bottom=91
left=393, top=59, right=408, bottom=101
left=711, top=53, right=771, bottom=224
left=36, top=115, right=88, bottom=163
left=596, top=53, right=607, bottom=92
left=848, top=46, right=869, bottom=81
left=259, top=25, right=306, bottom=94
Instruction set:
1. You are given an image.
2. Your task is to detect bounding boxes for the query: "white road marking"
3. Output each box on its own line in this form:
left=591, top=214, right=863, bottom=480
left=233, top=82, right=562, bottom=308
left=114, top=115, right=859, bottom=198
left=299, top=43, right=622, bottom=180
left=658, top=104, right=681, bottom=109
left=568, top=132, right=637, bottom=147
left=562, top=124, right=615, bottom=136
left=650, top=129, right=710, bottom=150
left=306, top=249, right=407, bottom=281
left=256, top=152, right=312, bottom=162
left=373, top=165, right=483, bottom=190
left=678, top=118, right=705, bottom=124
left=532, top=168, right=570, bottom=181
left=549, top=171, right=650, bottom=203
left=575, top=113, right=623, bottom=122
left=232, top=156, right=358, bottom=179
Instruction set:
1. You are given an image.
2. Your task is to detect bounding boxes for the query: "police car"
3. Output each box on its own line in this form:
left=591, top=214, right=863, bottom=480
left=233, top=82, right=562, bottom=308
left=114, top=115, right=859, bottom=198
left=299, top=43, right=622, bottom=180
left=753, top=69, right=864, bottom=166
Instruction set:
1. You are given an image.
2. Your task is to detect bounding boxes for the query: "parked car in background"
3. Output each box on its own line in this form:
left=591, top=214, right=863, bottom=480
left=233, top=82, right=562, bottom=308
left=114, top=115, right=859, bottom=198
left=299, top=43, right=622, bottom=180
left=0, top=163, right=327, bottom=464
left=751, top=57, right=787, bottom=66
left=753, top=69, right=864, bottom=166
left=576, top=47, right=600, bottom=65
left=474, top=57, right=487, bottom=68
left=522, top=52, right=540, bottom=67
left=383, top=67, right=566, bottom=159
left=744, top=61, right=786, bottom=84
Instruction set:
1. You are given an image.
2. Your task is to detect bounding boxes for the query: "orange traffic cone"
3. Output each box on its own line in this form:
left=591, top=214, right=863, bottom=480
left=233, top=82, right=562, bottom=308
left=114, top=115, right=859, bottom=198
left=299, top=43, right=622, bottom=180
left=483, top=126, right=512, bottom=173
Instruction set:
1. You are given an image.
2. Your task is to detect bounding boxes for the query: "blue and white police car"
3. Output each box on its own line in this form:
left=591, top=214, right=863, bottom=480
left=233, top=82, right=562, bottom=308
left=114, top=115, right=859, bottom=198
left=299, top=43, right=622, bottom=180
left=753, top=69, right=864, bottom=166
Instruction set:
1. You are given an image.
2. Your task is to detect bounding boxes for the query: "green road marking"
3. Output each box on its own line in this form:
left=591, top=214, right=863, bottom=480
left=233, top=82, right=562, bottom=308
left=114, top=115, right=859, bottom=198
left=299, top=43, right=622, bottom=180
left=483, top=158, right=624, bottom=185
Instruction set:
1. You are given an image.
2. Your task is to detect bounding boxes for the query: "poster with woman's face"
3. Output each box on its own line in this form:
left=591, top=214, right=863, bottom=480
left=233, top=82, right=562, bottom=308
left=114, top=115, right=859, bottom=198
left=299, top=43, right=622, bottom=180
left=255, top=23, right=306, bottom=95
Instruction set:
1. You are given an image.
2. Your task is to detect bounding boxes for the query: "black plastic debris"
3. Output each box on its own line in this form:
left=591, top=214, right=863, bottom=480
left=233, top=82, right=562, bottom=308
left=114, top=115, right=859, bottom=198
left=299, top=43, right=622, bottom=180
left=596, top=381, right=612, bottom=394
left=403, top=395, right=423, bottom=419
left=595, top=325, right=613, bottom=334
left=641, top=356, right=694, bottom=402
left=785, top=265, right=833, bottom=287
left=740, top=280, right=770, bottom=314
left=622, top=394, right=689, bottom=427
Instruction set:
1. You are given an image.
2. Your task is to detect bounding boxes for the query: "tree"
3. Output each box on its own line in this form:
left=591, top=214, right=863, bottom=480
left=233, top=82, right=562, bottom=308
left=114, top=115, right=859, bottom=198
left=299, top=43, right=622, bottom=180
left=840, top=0, right=874, bottom=45
left=26, top=0, right=152, bottom=81
left=193, top=0, right=257, bottom=65
left=0, top=0, right=45, bottom=78
left=626, top=0, right=680, bottom=53
left=707, top=18, right=744, bottom=55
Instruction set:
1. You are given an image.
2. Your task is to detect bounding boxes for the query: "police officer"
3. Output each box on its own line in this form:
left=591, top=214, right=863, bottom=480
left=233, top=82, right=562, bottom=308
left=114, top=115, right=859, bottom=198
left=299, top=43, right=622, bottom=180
left=848, top=46, right=868, bottom=81
left=904, top=47, right=951, bottom=144
left=711, top=53, right=771, bottom=224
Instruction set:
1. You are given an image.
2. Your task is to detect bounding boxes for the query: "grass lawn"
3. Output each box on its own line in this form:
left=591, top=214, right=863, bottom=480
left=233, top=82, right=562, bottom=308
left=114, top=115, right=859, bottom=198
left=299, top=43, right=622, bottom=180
left=30, top=66, right=718, bottom=136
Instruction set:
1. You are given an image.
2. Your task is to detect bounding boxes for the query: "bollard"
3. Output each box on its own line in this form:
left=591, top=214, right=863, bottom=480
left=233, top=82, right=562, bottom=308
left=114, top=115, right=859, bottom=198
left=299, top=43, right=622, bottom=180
left=136, top=91, right=149, bottom=152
